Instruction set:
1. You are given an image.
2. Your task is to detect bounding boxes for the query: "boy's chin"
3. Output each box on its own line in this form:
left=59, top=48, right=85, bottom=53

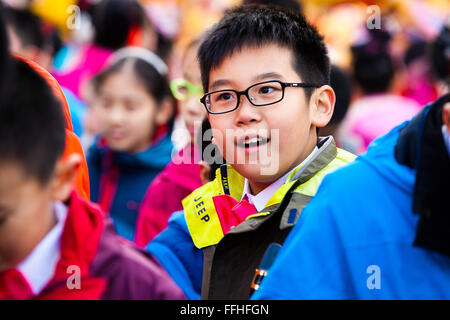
left=233, top=162, right=281, bottom=182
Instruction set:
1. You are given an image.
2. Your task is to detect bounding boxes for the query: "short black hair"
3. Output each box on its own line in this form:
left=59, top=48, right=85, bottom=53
left=242, top=0, right=302, bottom=13
left=0, top=57, right=66, bottom=185
left=197, top=4, right=330, bottom=100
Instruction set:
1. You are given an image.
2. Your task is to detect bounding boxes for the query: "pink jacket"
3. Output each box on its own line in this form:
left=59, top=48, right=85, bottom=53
left=134, top=144, right=203, bottom=248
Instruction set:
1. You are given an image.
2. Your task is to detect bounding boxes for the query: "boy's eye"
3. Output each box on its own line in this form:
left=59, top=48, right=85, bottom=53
left=216, top=92, right=234, bottom=102
left=258, top=86, right=277, bottom=95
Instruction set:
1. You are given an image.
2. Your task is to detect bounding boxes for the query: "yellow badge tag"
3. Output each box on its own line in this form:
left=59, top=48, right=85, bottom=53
left=183, top=181, right=225, bottom=248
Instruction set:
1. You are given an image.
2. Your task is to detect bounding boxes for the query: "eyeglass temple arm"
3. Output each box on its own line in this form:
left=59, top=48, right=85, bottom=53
left=286, top=83, right=321, bottom=88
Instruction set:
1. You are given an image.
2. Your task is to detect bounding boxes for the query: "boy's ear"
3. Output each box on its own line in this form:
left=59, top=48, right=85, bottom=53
left=156, top=97, right=174, bottom=126
left=310, top=85, right=335, bottom=128
left=50, top=153, right=82, bottom=203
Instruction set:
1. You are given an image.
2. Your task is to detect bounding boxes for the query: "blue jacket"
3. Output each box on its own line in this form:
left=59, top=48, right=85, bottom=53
left=253, top=97, right=450, bottom=300
left=87, top=134, right=173, bottom=241
left=146, top=210, right=203, bottom=300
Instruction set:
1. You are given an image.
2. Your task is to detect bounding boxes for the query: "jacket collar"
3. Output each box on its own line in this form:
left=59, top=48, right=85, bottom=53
left=395, top=94, right=450, bottom=257
left=37, top=191, right=107, bottom=299
left=89, top=133, right=173, bottom=171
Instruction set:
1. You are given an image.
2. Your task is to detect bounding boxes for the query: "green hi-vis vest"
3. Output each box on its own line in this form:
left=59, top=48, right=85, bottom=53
left=182, top=136, right=356, bottom=299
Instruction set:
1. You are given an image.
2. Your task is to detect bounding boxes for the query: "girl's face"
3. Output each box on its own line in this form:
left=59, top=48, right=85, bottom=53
left=178, top=45, right=206, bottom=138
left=96, top=63, right=162, bottom=154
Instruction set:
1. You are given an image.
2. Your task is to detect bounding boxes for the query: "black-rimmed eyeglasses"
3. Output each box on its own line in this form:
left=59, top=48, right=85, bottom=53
left=200, top=80, right=320, bottom=115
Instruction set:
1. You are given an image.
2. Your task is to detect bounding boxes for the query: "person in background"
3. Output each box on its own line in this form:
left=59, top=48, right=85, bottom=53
left=3, top=6, right=87, bottom=138
left=339, top=28, right=421, bottom=154
left=429, top=25, right=450, bottom=96
left=170, top=36, right=207, bottom=151
left=53, top=0, right=157, bottom=101
left=146, top=118, right=225, bottom=300
left=0, top=56, right=185, bottom=300
left=134, top=36, right=206, bottom=248
left=3, top=6, right=55, bottom=71
left=400, top=40, right=438, bottom=106
left=319, top=65, right=352, bottom=149
left=87, top=47, right=174, bottom=242
left=252, top=24, right=450, bottom=300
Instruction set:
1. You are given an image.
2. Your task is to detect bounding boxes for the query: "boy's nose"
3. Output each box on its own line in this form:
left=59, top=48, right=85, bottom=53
left=235, top=95, right=261, bottom=126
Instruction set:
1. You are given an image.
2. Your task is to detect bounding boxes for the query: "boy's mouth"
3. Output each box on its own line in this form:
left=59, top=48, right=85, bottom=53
left=236, top=135, right=270, bottom=148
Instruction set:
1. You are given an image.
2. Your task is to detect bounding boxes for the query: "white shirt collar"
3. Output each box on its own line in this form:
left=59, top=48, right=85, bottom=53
left=241, top=146, right=319, bottom=212
left=17, top=201, right=68, bottom=295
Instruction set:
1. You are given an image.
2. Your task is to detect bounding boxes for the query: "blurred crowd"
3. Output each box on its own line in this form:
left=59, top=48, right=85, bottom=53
left=1, top=0, right=448, bottom=155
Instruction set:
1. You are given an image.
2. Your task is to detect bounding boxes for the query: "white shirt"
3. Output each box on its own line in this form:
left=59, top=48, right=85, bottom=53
left=241, top=146, right=319, bottom=212
left=17, top=201, right=68, bottom=295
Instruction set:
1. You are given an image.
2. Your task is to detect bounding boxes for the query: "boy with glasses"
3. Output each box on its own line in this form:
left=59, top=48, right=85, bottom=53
left=147, top=4, right=355, bottom=299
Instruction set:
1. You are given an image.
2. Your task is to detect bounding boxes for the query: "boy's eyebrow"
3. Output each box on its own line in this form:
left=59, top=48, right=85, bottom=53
left=209, top=79, right=233, bottom=91
left=209, top=72, right=285, bottom=91
left=252, top=72, right=284, bottom=82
